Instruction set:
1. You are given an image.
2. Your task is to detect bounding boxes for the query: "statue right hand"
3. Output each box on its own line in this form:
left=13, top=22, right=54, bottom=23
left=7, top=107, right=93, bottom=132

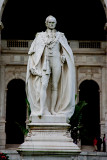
left=30, top=68, right=36, bottom=75
left=30, top=68, right=42, bottom=77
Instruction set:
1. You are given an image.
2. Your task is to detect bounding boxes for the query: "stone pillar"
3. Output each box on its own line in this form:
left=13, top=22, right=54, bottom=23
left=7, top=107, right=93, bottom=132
left=75, top=65, right=78, bottom=103
left=101, top=67, right=106, bottom=137
left=105, top=113, right=107, bottom=152
left=0, top=65, right=6, bottom=149
left=0, top=21, right=6, bottom=149
left=104, top=22, right=107, bottom=152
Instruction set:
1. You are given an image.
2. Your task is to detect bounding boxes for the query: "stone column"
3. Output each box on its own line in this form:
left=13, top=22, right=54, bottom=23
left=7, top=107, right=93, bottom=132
left=104, top=22, right=107, bottom=152
left=0, top=65, right=6, bottom=149
left=101, top=67, right=106, bottom=138
left=105, top=113, right=107, bottom=152
left=0, top=21, right=6, bottom=149
left=75, top=65, right=78, bottom=103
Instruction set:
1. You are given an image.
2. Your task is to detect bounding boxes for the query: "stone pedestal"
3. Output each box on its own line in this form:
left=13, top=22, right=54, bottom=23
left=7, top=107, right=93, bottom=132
left=17, top=115, right=81, bottom=160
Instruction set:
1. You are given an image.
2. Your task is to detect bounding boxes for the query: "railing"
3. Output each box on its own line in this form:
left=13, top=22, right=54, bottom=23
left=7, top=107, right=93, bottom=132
left=1, top=40, right=106, bottom=50
left=79, top=41, right=101, bottom=48
left=7, top=40, right=28, bottom=48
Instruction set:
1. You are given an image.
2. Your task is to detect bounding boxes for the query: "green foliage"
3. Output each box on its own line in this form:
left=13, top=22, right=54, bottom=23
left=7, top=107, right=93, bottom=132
left=15, top=98, right=31, bottom=136
left=69, top=100, right=87, bottom=143
left=15, top=122, right=29, bottom=136
left=25, top=98, right=31, bottom=117
left=0, top=153, right=9, bottom=160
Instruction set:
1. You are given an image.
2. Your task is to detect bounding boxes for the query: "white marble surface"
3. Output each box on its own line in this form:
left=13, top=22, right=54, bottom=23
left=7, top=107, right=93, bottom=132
left=30, top=115, right=68, bottom=123
left=26, top=16, right=75, bottom=120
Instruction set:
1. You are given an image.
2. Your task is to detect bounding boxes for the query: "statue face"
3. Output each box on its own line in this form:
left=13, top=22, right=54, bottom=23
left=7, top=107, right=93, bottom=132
left=46, top=16, right=56, bottom=29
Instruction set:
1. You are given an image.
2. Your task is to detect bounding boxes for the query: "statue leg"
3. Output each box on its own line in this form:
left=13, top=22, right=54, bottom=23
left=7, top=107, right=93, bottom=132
left=39, top=74, right=50, bottom=116
left=51, top=58, right=61, bottom=114
left=51, top=89, right=57, bottom=115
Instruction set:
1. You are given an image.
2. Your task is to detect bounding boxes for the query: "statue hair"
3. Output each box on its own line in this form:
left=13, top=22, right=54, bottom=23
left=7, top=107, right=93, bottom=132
left=45, top=15, right=57, bottom=25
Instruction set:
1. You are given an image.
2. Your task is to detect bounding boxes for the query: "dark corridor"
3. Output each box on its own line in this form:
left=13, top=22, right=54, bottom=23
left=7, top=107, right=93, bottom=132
left=79, top=80, right=100, bottom=145
left=6, top=79, right=26, bottom=144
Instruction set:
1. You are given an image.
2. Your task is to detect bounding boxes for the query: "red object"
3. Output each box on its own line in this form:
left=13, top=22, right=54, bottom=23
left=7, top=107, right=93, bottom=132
left=93, top=137, right=97, bottom=145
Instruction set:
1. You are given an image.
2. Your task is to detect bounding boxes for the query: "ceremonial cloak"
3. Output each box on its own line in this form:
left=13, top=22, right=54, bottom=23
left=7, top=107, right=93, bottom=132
left=26, top=31, right=75, bottom=120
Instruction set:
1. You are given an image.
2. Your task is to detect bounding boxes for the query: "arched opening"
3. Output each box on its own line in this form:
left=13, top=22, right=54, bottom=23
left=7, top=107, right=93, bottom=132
left=79, top=80, right=100, bottom=145
left=1, top=0, right=106, bottom=40
left=5, top=79, right=26, bottom=145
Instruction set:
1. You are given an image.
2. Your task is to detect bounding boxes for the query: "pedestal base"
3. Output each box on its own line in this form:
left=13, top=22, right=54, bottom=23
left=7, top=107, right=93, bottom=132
left=17, top=115, right=81, bottom=159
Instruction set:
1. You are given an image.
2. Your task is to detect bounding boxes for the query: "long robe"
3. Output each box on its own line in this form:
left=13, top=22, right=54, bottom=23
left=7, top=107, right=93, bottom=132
left=26, top=31, right=75, bottom=120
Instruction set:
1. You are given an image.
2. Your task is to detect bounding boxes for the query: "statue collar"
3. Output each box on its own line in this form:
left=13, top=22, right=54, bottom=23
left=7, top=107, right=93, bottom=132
left=46, top=29, right=57, bottom=34
left=40, top=29, right=59, bottom=45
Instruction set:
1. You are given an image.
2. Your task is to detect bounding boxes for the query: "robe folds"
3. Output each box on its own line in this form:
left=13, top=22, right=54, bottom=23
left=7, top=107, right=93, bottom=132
left=26, top=31, right=75, bottom=120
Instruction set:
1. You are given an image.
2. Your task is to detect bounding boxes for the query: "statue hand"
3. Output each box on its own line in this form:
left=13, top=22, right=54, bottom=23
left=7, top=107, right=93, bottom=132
left=61, top=55, right=66, bottom=63
left=30, top=68, right=42, bottom=77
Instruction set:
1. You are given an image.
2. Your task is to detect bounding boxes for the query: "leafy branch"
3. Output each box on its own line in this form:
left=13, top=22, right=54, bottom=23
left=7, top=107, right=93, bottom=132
left=69, top=100, right=87, bottom=144
left=15, top=122, right=29, bottom=136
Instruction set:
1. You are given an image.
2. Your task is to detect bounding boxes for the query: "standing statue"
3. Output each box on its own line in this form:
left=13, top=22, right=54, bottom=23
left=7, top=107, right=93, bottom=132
left=26, top=15, right=75, bottom=119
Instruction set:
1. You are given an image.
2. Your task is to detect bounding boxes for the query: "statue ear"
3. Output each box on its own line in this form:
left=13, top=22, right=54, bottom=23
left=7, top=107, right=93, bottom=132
left=45, top=21, right=48, bottom=28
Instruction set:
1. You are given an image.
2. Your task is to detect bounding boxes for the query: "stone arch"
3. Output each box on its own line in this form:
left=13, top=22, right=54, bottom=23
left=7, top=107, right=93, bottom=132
left=0, top=0, right=8, bottom=20
left=6, top=75, right=26, bottom=88
left=0, top=0, right=107, bottom=21
left=100, top=0, right=107, bottom=17
left=78, top=77, right=101, bottom=92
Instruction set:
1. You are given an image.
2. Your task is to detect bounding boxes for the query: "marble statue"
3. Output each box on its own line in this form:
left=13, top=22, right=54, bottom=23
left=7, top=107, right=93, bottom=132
left=26, top=15, right=75, bottom=119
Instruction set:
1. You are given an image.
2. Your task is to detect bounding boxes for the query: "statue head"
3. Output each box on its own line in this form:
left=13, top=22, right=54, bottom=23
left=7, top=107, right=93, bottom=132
left=45, top=15, right=57, bottom=29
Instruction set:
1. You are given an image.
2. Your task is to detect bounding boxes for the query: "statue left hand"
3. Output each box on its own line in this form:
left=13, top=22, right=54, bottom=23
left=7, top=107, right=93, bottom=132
left=61, top=55, right=66, bottom=63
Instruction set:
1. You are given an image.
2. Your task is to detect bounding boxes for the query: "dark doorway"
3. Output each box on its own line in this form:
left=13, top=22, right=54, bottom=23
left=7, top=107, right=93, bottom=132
left=6, top=79, right=26, bottom=144
left=79, top=80, right=100, bottom=145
